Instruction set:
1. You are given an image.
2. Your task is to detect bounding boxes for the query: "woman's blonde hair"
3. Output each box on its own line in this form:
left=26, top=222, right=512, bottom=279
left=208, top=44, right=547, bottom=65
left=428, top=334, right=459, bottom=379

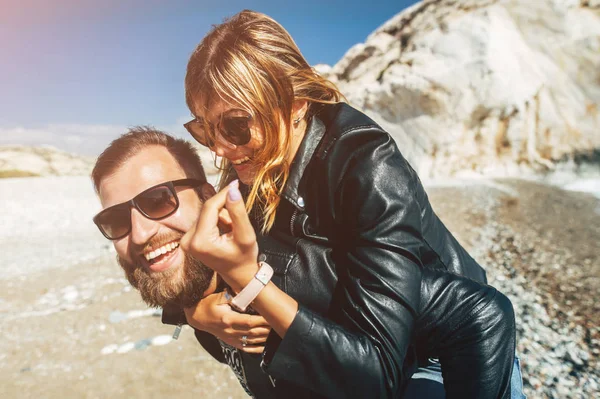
left=185, top=10, right=343, bottom=233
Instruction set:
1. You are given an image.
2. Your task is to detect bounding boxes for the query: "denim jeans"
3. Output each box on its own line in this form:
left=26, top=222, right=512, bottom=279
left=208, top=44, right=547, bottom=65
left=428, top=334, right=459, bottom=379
left=403, top=356, right=526, bottom=398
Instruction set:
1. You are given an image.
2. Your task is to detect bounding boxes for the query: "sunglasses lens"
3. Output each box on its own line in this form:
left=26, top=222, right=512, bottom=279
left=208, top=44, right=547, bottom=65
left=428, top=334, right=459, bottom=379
left=222, top=116, right=251, bottom=146
left=136, top=185, right=178, bottom=219
left=96, top=205, right=131, bottom=240
left=95, top=180, right=194, bottom=240
left=184, top=120, right=214, bottom=147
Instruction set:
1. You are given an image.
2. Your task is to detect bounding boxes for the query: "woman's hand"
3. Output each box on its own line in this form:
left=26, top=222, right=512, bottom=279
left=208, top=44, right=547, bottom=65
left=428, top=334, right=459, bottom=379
left=182, top=179, right=298, bottom=340
left=184, top=292, right=271, bottom=354
left=181, top=180, right=259, bottom=292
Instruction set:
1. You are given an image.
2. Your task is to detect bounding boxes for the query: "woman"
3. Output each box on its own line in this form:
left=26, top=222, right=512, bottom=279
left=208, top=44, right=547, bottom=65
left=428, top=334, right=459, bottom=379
left=179, top=10, right=521, bottom=398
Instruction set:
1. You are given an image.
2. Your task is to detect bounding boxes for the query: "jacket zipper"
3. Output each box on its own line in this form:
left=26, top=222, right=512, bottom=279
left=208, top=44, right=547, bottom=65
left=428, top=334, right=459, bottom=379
left=172, top=323, right=182, bottom=340
left=268, top=374, right=277, bottom=387
left=289, top=208, right=298, bottom=237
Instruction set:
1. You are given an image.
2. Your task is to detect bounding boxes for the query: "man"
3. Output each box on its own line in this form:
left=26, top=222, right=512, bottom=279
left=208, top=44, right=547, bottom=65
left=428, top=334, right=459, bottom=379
left=92, top=127, right=216, bottom=309
left=92, top=127, right=521, bottom=398
left=91, top=126, right=269, bottom=349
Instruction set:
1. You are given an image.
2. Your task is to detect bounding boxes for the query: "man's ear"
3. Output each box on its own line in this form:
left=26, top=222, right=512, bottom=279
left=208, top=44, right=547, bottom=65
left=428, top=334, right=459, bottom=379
left=198, top=182, right=216, bottom=201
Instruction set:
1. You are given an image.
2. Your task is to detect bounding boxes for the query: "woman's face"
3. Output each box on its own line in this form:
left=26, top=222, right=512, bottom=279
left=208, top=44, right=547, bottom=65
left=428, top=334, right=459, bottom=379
left=192, top=99, right=266, bottom=185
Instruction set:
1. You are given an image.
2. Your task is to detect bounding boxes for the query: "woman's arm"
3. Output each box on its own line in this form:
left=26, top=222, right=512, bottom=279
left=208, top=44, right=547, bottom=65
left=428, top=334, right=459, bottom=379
left=259, top=130, right=425, bottom=397
left=181, top=182, right=300, bottom=338
left=417, top=267, right=516, bottom=398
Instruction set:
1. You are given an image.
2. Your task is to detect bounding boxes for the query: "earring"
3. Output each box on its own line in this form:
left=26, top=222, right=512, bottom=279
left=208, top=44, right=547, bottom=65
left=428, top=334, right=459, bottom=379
left=293, top=117, right=301, bottom=125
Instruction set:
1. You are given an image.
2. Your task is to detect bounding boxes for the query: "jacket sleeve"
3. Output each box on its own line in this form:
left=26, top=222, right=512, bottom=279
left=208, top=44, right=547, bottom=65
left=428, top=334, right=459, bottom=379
left=262, top=129, right=424, bottom=398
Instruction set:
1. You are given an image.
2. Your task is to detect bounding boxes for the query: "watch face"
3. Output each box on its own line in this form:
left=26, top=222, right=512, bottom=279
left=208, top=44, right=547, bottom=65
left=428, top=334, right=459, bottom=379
left=255, top=262, right=273, bottom=285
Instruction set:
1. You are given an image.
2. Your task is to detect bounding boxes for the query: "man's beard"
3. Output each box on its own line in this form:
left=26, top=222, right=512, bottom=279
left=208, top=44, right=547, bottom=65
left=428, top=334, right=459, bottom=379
left=117, top=235, right=214, bottom=308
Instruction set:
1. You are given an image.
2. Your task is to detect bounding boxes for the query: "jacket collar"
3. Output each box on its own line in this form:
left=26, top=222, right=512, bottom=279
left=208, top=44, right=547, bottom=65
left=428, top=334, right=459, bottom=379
left=280, top=103, right=381, bottom=211
left=281, top=115, right=326, bottom=210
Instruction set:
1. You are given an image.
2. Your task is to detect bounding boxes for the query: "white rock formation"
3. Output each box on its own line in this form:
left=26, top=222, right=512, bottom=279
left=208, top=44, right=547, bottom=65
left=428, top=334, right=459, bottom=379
left=0, top=145, right=95, bottom=177
left=321, top=0, right=600, bottom=178
left=0, top=143, right=221, bottom=182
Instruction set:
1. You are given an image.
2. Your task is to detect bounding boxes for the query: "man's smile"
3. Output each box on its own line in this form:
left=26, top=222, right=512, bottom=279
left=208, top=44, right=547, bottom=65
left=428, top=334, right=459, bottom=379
left=143, top=240, right=182, bottom=272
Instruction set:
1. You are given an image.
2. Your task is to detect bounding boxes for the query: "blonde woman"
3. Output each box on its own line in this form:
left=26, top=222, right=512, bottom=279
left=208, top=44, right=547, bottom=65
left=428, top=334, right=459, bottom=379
left=180, top=10, right=523, bottom=399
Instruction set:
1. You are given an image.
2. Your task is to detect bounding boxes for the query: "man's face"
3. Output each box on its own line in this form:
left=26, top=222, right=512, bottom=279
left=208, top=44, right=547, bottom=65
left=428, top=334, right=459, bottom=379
left=98, top=145, right=214, bottom=308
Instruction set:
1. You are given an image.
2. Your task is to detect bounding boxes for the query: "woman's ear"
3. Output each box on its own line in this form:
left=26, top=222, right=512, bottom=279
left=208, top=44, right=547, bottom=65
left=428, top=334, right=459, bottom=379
left=292, top=99, right=308, bottom=123
left=198, top=183, right=217, bottom=201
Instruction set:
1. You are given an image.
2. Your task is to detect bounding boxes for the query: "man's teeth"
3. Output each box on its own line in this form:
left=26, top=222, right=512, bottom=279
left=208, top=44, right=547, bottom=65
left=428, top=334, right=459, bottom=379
left=232, top=156, right=250, bottom=165
left=144, top=242, right=179, bottom=261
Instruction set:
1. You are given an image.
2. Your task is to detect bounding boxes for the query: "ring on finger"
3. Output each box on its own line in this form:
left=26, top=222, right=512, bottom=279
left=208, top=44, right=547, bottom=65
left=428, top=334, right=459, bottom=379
left=241, top=335, right=248, bottom=347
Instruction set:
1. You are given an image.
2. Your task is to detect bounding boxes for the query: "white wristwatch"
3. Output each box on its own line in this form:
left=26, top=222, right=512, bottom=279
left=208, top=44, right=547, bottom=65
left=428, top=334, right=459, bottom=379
left=230, top=261, right=274, bottom=312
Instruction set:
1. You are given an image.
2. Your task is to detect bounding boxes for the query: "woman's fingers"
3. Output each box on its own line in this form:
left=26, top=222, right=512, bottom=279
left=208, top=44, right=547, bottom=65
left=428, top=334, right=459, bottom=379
left=191, top=186, right=230, bottom=243
left=223, top=326, right=270, bottom=338
left=181, top=180, right=259, bottom=289
left=222, top=327, right=269, bottom=338
left=216, top=304, right=271, bottom=334
left=180, top=185, right=235, bottom=261
left=184, top=181, right=254, bottom=250
left=244, top=326, right=271, bottom=337
left=239, top=335, right=268, bottom=345
left=220, top=329, right=267, bottom=352
left=217, top=208, right=233, bottom=233
left=229, top=313, right=270, bottom=330
left=226, top=180, right=256, bottom=247
left=234, top=332, right=268, bottom=353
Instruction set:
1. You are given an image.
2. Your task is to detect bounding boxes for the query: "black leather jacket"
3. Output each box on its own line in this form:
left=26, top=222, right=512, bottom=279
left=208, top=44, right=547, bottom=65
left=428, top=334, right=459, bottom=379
left=166, top=103, right=515, bottom=398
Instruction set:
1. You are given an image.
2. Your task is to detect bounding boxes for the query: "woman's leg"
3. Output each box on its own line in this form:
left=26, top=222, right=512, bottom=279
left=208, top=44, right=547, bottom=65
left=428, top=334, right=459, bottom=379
left=403, top=358, right=445, bottom=398
left=403, top=356, right=526, bottom=399
left=511, top=355, right=527, bottom=399
left=415, top=268, right=516, bottom=398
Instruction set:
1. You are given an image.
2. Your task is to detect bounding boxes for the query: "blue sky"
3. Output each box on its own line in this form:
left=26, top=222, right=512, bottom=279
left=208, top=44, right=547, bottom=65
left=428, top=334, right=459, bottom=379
left=0, top=0, right=417, bottom=154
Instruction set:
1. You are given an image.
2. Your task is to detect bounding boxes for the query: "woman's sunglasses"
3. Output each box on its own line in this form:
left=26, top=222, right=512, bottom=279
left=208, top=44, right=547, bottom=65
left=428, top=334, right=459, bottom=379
left=184, top=109, right=252, bottom=148
left=93, top=179, right=203, bottom=240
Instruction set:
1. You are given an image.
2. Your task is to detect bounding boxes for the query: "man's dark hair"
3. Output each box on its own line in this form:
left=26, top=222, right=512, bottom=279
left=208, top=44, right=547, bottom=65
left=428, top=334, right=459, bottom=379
left=92, top=126, right=206, bottom=192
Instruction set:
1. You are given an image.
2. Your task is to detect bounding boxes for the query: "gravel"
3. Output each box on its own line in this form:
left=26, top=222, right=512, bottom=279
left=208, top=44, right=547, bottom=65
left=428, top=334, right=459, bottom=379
left=426, top=178, right=599, bottom=399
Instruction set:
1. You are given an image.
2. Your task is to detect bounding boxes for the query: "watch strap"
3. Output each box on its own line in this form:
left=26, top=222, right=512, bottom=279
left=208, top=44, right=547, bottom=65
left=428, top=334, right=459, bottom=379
left=230, top=261, right=274, bottom=312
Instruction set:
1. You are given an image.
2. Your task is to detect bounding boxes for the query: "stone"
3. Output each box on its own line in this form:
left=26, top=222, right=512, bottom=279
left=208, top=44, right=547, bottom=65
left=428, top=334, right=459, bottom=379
left=319, top=0, right=600, bottom=179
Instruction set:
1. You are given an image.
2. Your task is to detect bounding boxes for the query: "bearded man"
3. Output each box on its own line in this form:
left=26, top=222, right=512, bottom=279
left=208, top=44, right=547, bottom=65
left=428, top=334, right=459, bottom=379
left=92, top=126, right=269, bottom=353
left=92, top=127, right=216, bottom=308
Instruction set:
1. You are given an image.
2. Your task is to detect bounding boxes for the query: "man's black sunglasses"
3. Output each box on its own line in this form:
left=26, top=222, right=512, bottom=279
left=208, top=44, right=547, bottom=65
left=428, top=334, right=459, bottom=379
left=93, top=178, right=203, bottom=240
left=183, top=109, right=252, bottom=148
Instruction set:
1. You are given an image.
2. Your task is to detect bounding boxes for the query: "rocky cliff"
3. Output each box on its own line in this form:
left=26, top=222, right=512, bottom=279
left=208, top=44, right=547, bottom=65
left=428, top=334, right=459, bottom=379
left=318, top=0, right=600, bottom=178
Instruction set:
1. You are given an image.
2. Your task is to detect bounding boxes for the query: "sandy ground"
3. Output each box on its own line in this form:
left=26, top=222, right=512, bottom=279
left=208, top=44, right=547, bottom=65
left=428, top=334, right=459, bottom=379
left=0, top=255, right=246, bottom=398
left=0, top=176, right=246, bottom=398
left=0, top=175, right=598, bottom=398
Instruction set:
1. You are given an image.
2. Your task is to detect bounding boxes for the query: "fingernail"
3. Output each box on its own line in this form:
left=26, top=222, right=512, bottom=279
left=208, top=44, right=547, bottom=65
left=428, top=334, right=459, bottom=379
left=228, top=180, right=242, bottom=201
